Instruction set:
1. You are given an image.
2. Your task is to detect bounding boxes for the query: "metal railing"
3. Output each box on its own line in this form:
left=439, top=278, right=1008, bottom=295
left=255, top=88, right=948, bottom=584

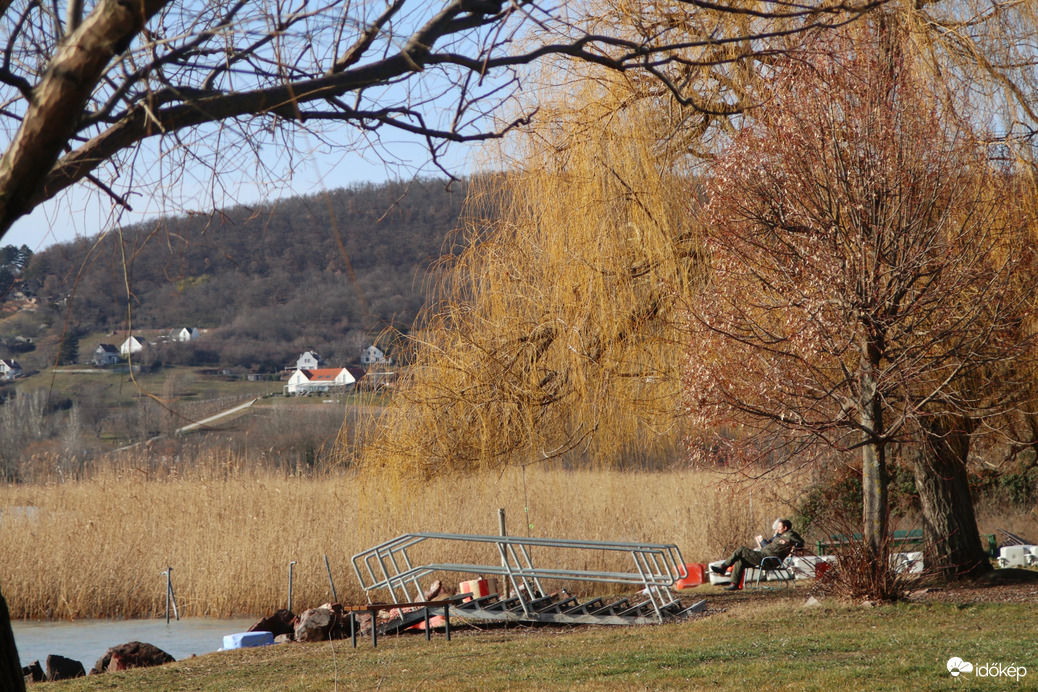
left=352, top=532, right=688, bottom=622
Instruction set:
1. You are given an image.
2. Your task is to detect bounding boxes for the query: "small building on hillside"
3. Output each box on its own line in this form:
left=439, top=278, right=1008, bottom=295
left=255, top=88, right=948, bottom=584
left=360, top=345, right=391, bottom=366
left=167, top=327, right=202, bottom=343
left=92, top=343, right=121, bottom=366
left=295, top=351, right=325, bottom=370
left=0, top=358, right=22, bottom=381
left=119, top=335, right=147, bottom=356
left=284, top=367, right=366, bottom=395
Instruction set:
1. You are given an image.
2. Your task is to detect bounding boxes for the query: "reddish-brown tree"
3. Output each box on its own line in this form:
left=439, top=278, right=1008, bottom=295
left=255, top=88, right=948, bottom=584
left=685, top=17, right=1034, bottom=579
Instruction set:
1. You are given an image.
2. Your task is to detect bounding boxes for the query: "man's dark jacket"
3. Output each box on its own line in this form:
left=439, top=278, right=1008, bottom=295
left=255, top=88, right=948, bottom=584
left=760, top=530, right=804, bottom=560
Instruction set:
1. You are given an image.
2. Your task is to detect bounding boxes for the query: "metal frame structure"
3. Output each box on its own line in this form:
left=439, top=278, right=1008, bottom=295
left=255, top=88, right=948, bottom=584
left=352, top=532, right=694, bottom=624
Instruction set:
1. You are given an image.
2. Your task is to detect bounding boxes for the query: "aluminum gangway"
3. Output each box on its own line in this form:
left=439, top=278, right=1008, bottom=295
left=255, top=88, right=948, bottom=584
left=352, top=532, right=704, bottom=630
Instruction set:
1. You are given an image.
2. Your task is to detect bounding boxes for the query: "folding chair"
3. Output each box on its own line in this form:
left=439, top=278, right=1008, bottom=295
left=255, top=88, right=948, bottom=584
left=751, top=555, right=796, bottom=589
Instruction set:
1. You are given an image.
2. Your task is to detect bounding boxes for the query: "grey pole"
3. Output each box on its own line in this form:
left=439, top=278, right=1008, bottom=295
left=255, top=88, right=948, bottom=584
left=164, top=567, right=179, bottom=623
left=498, top=508, right=509, bottom=597
left=324, top=554, right=338, bottom=603
left=288, top=561, right=297, bottom=613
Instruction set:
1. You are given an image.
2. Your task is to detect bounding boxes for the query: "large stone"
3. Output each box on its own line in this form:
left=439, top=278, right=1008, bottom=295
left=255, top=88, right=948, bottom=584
left=294, top=607, right=335, bottom=643
left=354, top=611, right=373, bottom=634
left=91, top=641, right=175, bottom=675
left=423, top=580, right=444, bottom=600
left=248, top=609, right=296, bottom=638
left=46, top=654, right=85, bottom=681
left=325, top=604, right=353, bottom=640
left=22, top=659, right=44, bottom=683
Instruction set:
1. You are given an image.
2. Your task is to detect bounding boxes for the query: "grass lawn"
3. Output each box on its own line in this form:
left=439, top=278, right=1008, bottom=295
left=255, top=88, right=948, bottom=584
left=47, top=588, right=1035, bottom=691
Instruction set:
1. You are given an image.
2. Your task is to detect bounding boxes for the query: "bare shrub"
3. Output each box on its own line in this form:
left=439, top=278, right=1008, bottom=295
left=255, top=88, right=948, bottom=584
left=808, top=499, right=925, bottom=602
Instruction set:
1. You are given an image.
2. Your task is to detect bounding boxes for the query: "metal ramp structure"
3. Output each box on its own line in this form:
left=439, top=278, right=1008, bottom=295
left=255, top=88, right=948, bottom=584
left=352, top=532, right=705, bottom=632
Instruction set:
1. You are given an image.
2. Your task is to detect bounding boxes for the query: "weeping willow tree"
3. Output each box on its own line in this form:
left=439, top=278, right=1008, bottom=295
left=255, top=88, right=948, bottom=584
left=355, top=0, right=1038, bottom=486
left=359, top=80, right=704, bottom=477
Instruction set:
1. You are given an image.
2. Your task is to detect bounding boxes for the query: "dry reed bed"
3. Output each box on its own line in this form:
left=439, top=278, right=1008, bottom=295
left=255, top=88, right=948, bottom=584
left=0, top=461, right=794, bottom=620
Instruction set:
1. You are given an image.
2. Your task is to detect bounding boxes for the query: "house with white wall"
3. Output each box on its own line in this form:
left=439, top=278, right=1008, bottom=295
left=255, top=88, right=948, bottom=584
left=0, top=359, right=22, bottom=381
left=92, top=343, right=121, bottom=366
left=284, top=367, right=366, bottom=395
left=167, top=327, right=201, bottom=343
left=295, top=351, right=325, bottom=370
left=360, top=345, right=391, bottom=366
left=119, top=335, right=147, bottom=356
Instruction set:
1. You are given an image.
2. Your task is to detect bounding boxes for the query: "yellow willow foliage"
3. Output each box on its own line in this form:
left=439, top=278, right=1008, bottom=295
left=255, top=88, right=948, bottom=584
left=901, top=0, right=1038, bottom=131
left=360, top=79, right=705, bottom=479
left=355, top=0, right=1038, bottom=482
left=894, top=0, right=1038, bottom=426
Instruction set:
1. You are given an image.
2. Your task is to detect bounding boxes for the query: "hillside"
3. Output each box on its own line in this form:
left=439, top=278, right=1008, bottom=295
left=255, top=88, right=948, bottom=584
left=1, top=178, right=468, bottom=371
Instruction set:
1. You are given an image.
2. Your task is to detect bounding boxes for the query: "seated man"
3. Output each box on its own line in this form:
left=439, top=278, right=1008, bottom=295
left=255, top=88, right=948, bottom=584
left=711, top=518, right=804, bottom=591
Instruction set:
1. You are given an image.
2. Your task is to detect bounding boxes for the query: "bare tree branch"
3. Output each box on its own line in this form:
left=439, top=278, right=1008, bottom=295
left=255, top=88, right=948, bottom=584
left=0, top=0, right=896, bottom=241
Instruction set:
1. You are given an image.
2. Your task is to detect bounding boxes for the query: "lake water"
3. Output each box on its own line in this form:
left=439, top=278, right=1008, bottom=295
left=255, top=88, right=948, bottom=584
left=12, top=617, right=259, bottom=671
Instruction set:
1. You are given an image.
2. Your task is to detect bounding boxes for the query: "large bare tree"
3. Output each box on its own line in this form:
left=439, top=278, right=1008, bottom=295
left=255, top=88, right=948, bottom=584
left=686, top=15, right=1034, bottom=578
left=0, top=0, right=891, bottom=242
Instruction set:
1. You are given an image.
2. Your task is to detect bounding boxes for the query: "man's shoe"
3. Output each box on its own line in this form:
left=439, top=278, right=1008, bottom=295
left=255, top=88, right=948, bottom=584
left=723, top=584, right=740, bottom=591
left=710, top=564, right=726, bottom=575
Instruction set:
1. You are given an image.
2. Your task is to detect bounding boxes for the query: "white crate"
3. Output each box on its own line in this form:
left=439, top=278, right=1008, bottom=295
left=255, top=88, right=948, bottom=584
left=998, top=545, right=1037, bottom=568
left=222, top=631, right=273, bottom=650
left=789, top=555, right=837, bottom=579
left=891, top=551, right=924, bottom=574
left=707, top=561, right=732, bottom=585
left=744, top=566, right=791, bottom=583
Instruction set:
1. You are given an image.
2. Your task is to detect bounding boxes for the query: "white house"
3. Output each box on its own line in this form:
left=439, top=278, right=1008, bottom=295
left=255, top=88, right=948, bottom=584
left=119, top=335, right=147, bottom=356
left=360, top=345, right=391, bottom=365
left=168, top=327, right=201, bottom=343
left=295, top=351, right=325, bottom=370
left=284, top=367, right=365, bottom=395
left=92, top=343, right=121, bottom=366
left=0, top=359, right=22, bottom=381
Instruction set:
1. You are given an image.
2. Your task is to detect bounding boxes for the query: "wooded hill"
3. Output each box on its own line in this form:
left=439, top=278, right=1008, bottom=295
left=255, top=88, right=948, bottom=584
left=6, top=178, right=468, bottom=370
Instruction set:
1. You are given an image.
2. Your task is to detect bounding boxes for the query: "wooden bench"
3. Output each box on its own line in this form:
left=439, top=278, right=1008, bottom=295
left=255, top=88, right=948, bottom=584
left=816, top=530, right=998, bottom=557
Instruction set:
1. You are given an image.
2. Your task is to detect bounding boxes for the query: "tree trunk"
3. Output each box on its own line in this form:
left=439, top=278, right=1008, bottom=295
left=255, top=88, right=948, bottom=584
left=909, top=417, right=992, bottom=579
left=861, top=371, right=888, bottom=561
left=862, top=438, right=888, bottom=560
left=0, top=584, right=26, bottom=692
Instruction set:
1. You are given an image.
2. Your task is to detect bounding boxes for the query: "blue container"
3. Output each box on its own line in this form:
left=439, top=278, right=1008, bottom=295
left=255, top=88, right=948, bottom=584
left=222, top=631, right=274, bottom=649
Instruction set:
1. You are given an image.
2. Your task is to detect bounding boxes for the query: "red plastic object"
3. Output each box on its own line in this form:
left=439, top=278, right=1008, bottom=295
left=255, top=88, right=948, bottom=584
left=674, top=563, right=707, bottom=589
left=458, top=578, right=490, bottom=602
left=412, top=615, right=446, bottom=630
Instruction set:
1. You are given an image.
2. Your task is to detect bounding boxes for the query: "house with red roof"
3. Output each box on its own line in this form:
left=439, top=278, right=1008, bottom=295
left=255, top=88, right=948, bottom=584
left=284, top=366, right=366, bottom=395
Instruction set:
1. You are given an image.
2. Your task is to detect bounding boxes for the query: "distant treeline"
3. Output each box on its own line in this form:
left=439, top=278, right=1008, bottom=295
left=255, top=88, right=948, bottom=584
left=14, top=178, right=469, bottom=369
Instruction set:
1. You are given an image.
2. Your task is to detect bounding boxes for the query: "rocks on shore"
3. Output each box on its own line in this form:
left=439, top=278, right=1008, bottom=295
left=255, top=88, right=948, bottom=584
left=21, top=660, right=44, bottom=683
left=294, top=606, right=335, bottom=642
left=91, top=641, right=175, bottom=675
left=248, top=608, right=296, bottom=638
left=46, top=654, right=85, bottom=681
left=294, top=603, right=356, bottom=642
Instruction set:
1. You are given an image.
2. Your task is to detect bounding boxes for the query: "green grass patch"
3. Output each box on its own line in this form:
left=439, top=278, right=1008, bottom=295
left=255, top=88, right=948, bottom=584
left=49, top=597, right=1034, bottom=690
